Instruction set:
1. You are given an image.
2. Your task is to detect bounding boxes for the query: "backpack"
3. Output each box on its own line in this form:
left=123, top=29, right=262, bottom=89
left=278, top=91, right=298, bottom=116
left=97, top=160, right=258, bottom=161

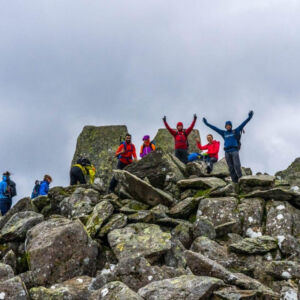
left=176, top=130, right=189, bottom=148
left=141, top=141, right=155, bottom=152
left=118, top=141, right=133, bottom=161
left=31, top=180, right=40, bottom=199
left=5, top=180, right=17, bottom=198
left=233, top=129, right=244, bottom=150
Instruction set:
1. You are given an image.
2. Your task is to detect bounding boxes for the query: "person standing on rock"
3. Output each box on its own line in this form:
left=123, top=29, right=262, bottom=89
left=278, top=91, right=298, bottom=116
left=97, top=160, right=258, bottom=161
left=163, top=114, right=197, bottom=164
left=140, top=135, right=156, bottom=158
left=70, top=158, right=96, bottom=185
left=202, top=110, right=254, bottom=183
left=108, top=133, right=137, bottom=193
left=0, top=171, right=17, bottom=215
left=196, top=134, right=220, bottom=174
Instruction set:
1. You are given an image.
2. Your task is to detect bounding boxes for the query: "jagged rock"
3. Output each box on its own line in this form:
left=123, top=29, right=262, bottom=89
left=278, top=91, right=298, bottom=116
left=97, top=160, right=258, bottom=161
left=171, top=223, right=192, bottom=249
left=192, top=216, right=216, bottom=240
left=197, top=197, right=241, bottom=234
left=215, top=221, right=239, bottom=238
left=29, top=276, right=93, bottom=300
left=239, top=175, right=275, bottom=193
left=190, top=237, right=232, bottom=268
left=119, top=199, right=149, bottom=214
left=1, top=250, right=17, bottom=273
left=86, top=201, right=114, bottom=237
left=108, top=223, right=171, bottom=261
left=25, top=218, right=98, bottom=286
left=177, top=177, right=226, bottom=190
left=150, top=204, right=169, bottom=218
left=0, top=211, right=44, bottom=242
left=125, top=149, right=185, bottom=189
left=164, top=239, right=186, bottom=268
left=277, top=234, right=300, bottom=257
left=114, top=170, right=174, bottom=207
left=154, top=128, right=201, bottom=154
left=168, top=197, right=199, bottom=218
left=265, top=261, right=300, bottom=280
left=0, top=197, right=35, bottom=230
left=90, top=281, right=142, bottom=300
left=59, top=187, right=101, bottom=218
left=155, top=217, right=192, bottom=228
left=213, top=287, right=260, bottom=300
left=31, top=196, right=50, bottom=212
left=0, top=276, right=28, bottom=299
left=72, top=125, right=128, bottom=187
left=128, top=210, right=154, bottom=223
left=275, top=157, right=300, bottom=188
left=210, top=183, right=236, bottom=197
left=0, top=262, right=14, bottom=281
left=238, top=198, right=264, bottom=237
left=280, top=286, right=298, bottom=300
left=229, top=236, right=278, bottom=254
left=138, top=275, right=224, bottom=300
left=98, top=214, right=127, bottom=238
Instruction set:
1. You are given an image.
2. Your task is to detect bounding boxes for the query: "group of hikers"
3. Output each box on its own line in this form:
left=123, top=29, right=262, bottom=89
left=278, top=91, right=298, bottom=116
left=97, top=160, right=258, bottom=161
left=0, top=110, right=254, bottom=216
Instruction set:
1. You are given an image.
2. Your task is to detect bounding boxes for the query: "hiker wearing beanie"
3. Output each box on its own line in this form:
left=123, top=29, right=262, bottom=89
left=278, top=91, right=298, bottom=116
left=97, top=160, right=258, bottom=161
left=0, top=171, right=17, bottom=215
left=140, top=135, right=156, bottom=158
left=202, top=111, right=254, bottom=183
left=163, top=114, right=197, bottom=164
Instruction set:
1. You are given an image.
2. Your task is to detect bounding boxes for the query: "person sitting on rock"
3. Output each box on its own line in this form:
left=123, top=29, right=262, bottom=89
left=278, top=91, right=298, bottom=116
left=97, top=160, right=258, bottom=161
left=0, top=171, right=17, bottom=216
left=140, top=135, right=156, bottom=158
left=31, top=175, right=53, bottom=199
left=109, top=133, right=137, bottom=193
left=70, top=158, right=96, bottom=185
left=163, top=114, right=197, bottom=164
left=196, top=134, right=220, bottom=174
left=202, top=110, right=254, bottom=182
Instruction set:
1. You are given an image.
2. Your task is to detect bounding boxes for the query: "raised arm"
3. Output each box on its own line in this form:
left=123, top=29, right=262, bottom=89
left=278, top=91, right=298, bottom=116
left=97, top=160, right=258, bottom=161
left=196, top=141, right=208, bottom=151
left=202, top=118, right=225, bottom=137
left=163, top=116, right=176, bottom=136
left=235, top=111, right=254, bottom=132
left=185, top=114, right=197, bottom=135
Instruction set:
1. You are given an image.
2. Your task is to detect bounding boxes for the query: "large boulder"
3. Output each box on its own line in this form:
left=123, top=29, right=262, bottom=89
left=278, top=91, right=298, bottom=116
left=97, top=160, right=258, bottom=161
left=0, top=211, right=44, bottom=242
left=125, top=149, right=185, bottom=189
left=71, top=125, right=128, bottom=187
left=108, top=223, right=171, bottom=261
left=153, top=128, right=201, bottom=154
left=25, top=217, right=98, bottom=286
left=177, top=177, right=226, bottom=190
left=114, top=170, right=174, bottom=206
left=138, top=275, right=224, bottom=300
left=275, top=157, right=300, bottom=188
left=239, top=175, right=275, bottom=193
left=0, top=276, right=28, bottom=300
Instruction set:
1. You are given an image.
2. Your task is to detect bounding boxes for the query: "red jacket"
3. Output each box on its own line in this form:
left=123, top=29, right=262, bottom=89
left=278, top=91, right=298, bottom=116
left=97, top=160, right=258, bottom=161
left=164, top=119, right=196, bottom=150
left=116, top=143, right=137, bottom=165
left=197, top=140, right=220, bottom=160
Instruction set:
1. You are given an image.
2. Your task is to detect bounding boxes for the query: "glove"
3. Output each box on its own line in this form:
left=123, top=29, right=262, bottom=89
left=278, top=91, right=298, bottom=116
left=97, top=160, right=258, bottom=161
left=249, top=110, right=254, bottom=118
left=193, top=113, right=197, bottom=120
left=202, top=117, right=207, bottom=124
left=163, top=116, right=167, bottom=122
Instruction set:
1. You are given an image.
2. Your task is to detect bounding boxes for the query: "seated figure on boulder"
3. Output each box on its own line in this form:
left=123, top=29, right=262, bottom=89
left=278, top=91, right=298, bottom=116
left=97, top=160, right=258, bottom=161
left=31, top=174, right=53, bottom=199
left=163, top=114, right=197, bottom=164
left=196, top=134, right=220, bottom=174
left=70, top=158, right=96, bottom=185
left=140, top=135, right=156, bottom=158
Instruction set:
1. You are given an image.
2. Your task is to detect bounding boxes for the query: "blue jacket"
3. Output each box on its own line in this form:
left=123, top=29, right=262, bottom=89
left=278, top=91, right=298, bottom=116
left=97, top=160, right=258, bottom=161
left=39, top=181, right=50, bottom=196
left=203, top=114, right=253, bottom=152
left=0, top=176, right=8, bottom=199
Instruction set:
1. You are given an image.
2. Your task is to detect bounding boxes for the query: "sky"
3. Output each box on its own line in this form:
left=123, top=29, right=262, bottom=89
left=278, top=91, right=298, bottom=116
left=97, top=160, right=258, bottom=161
left=0, top=0, right=300, bottom=201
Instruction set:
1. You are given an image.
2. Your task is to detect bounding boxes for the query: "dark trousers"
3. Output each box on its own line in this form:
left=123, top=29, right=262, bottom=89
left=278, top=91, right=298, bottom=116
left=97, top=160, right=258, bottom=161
left=70, top=166, right=86, bottom=185
left=109, top=161, right=128, bottom=192
left=175, top=149, right=188, bottom=164
left=0, top=197, right=12, bottom=216
left=225, top=151, right=242, bottom=183
left=204, top=156, right=218, bottom=171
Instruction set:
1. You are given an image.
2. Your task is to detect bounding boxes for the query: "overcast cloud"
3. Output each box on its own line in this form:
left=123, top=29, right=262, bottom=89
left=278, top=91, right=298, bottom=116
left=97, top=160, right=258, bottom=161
left=0, top=0, right=300, bottom=201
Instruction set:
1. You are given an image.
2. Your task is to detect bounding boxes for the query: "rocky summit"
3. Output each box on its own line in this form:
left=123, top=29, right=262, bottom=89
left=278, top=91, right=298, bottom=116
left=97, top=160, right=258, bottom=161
left=1, top=128, right=300, bottom=299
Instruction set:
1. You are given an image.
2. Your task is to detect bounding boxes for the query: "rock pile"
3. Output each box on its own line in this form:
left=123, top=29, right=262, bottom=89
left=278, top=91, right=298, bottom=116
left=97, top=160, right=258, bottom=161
left=1, top=148, right=300, bottom=299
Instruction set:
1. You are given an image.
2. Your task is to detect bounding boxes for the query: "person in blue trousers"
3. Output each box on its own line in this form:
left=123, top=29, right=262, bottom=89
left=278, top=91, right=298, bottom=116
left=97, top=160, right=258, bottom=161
left=202, top=111, right=254, bottom=183
left=0, top=171, right=17, bottom=215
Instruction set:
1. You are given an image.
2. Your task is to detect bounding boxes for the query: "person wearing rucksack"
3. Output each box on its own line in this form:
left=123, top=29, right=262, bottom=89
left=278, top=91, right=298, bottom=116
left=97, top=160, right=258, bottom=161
left=140, top=135, right=156, bottom=158
left=0, top=171, right=17, bottom=215
left=108, top=133, right=137, bottom=193
left=202, top=110, right=254, bottom=183
left=163, top=114, right=197, bottom=164
left=70, top=158, right=96, bottom=185
left=31, top=175, right=53, bottom=199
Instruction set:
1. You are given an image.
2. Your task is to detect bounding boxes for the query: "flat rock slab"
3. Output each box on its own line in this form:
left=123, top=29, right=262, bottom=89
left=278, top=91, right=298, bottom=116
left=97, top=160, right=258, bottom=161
left=25, top=218, right=98, bottom=286
left=108, top=223, right=171, bottom=261
left=168, top=197, right=199, bottom=218
left=229, top=236, right=278, bottom=254
left=239, top=175, right=275, bottom=187
left=114, top=170, right=174, bottom=207
left=177, top=177, right=226, bottom=190
left=138, top=275, right=224, bottom=300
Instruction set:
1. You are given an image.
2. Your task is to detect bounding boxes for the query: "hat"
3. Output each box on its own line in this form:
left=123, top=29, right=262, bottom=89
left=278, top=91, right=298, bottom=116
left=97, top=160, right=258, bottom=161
left=177, top=122, right=183, bottom=127
left=143, top=135, right=150, bottom=141
left=3, top=171, right=11, bottom=177
left=225, top=121, right=232, bottom=128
